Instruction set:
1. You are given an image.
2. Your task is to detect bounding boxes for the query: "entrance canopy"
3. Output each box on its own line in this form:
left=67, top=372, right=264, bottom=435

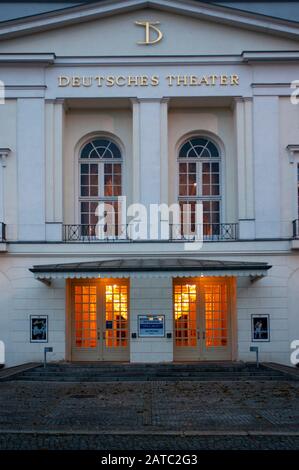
left=30, top=258, right=271, bottom=282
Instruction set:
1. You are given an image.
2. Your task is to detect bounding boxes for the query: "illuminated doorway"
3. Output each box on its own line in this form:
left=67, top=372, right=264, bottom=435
left=173, top=277, right=234, bottom=361
left=70, top=279, right=129, bottom=361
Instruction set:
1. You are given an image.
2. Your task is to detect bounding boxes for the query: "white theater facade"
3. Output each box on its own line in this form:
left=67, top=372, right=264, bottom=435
left=1, top=0, right=299, bottom=367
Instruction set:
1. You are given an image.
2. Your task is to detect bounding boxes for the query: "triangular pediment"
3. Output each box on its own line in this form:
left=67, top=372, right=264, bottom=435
left=0, top=0, right=298, bottom=56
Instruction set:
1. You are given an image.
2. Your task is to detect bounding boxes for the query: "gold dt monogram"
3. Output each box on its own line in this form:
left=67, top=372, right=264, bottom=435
left=135, top=21, right=163, bottom=45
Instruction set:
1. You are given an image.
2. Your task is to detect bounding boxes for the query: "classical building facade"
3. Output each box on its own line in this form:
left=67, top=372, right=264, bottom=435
left=0, top=0, right=299, bottom=366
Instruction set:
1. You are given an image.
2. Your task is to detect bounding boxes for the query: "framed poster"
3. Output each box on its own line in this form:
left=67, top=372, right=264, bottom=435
left=251, top=314, right=270, bottom=342
left=138, top=315, right=165, bottom=338
left=30, top=315, right=48, bottom=343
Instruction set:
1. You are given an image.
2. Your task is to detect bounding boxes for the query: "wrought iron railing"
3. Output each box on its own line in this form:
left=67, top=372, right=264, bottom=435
left=170, top=223, right=238, bottom=241
left=292, top=219, right=299, bottom=238
left=63, top=223, right=238, bottom=242
left=0, top=223, right=6, bottom=242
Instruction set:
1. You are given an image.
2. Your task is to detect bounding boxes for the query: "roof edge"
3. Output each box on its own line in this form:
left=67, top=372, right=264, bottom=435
left=1, top=0, right=299, bottom=42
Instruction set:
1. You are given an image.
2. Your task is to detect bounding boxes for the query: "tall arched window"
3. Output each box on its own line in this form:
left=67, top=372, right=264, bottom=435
left=178, top=137, right=221, bottom=237
left=79, top=138, right=122, bottom=234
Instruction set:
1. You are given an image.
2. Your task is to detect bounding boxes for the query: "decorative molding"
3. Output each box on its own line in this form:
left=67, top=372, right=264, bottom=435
left=33, top=269, right=270, bottom=281
left=5, top=85, right=47, bottom=90
left=242, top=51, right=299, bottom=62
left=130, top=96, right=170, bottom=106
left=138, top=97, right=169, bottom=103
left=53, top=55, right=244, bottom=66
left=2, top=52, right=299, bottom=67
left=252, top=83, right=291, bottom=88
left=0, top=54, right=55, bottom=64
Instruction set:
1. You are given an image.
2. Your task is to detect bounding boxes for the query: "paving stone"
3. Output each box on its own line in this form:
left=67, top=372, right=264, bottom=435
left=0, top=380, right=298, bottom=449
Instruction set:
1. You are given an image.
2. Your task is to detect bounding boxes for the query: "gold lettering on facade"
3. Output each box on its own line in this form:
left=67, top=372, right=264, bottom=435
left=166, top=75, right=175, bottom=86
left=176, top=75, right=189, bottom=86
left=151, top=75, right=159, bottom=86
left=58, top=76, right=70, bottom=87
left=72, top=76, right=81, bottom=87
left=57, top=74, right=240, bottom=88
left=95, top=76, right=105, bottom=86
left=82, top=76, right=93, bottom=87
left=210, top=75, right=218, bottom=86
left=135, top=21, right=163, bottom=45
left=199, top=76, right=209, bottom=86
left=230, top=74, right=239, bottom=85
left=115, top=76, right=126, bottom=86
left=139, top=75, right=149, bottom=86
left=128, top=76, right=139, bottom=86
left=189, top=75, right=198, bottom=86
left=220, top=75, right=228, bottom=86
left=106, top=76, right=115, bottom=87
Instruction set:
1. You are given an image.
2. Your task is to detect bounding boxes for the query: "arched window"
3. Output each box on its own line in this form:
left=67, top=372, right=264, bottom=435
left=79, top=138, right=122, bottom=234
left=178, top=137, right=221, bottom=237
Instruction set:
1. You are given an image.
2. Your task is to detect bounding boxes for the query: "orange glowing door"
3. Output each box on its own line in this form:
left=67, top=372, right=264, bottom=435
left=71, top=280, right=129, bottom=362
left=201, top=280, right=231, bottom=360
left=73, top=284, right=98, bottom=361
left=174, top=282, right=200, bottom=361
left=173, top=278, right=232, bottom=361
left=103, top=281, right=129, bottom=361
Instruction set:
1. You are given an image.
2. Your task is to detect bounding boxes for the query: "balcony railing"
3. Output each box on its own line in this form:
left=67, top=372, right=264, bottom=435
left=63, top=223, right=238, bottom=242
left=293, top=219, right=299, bottom=238
left=0, top=223, right=5, bottom=242
left=170, top=223, right=238, bottom=241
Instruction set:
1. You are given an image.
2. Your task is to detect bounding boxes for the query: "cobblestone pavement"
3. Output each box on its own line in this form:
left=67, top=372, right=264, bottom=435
left=1, top=433, right=299, bottom=450
left=0, top=380, right=298, bottom=449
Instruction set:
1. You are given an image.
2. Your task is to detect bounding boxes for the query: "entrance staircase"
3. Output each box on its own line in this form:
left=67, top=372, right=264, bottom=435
left=3, top=362, right=298, bottom=382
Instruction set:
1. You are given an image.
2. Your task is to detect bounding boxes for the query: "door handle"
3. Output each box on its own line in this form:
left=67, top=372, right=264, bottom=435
left=202, top=331, right=206, bottom=340
left=97, top=331, right=101, bottom=340
left=102, top=331, right=106, bottom=340
left=197, top=331, right=200, bottom=340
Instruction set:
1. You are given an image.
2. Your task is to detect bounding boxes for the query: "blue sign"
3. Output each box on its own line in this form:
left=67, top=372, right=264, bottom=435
left=138, top=315, right=165, bottom=337
left=106, top=320, right=113, bottom=330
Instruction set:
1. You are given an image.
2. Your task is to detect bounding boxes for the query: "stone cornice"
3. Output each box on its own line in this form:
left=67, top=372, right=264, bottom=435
left=1, top=51, right=299, bottom=66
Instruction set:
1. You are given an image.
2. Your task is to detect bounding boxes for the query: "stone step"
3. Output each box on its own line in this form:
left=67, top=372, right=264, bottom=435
left=37, top=362, right=257, bottom=368
left=13, top=374, right=292, bottom=382
left=18, top=369, right=285, bottom=377
left=30, top=366, right=255, bottom=371
left=37, top=361, right=258, bottom=370
left=6, top=363, right=297, bottom=382
left=18, top=365, right=269, bottom=373
left=13, top=371, right=288, bottom=381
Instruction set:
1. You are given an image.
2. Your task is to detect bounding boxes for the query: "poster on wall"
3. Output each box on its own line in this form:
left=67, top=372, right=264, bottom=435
left=138, top=315, right=165, bottom=337
left=251, top=314, right=270, bottom=342
left=30, top=315, right=48, bottom=343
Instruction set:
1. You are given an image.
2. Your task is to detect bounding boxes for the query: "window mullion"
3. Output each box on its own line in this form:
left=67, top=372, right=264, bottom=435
left=197, top=162, right=202, bottom=198
left=99, top=162, right=104, bottom=197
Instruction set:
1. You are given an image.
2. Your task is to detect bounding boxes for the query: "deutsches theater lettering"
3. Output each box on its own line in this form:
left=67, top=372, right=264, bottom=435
left=58, top=74, right=240, bottom=88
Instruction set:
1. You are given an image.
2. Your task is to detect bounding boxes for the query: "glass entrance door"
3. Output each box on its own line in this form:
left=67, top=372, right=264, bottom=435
left=71, top=279, right=129, bottom=361
left=174, top=283, right=199, bottom=360
left=201, top=280, right=230, bottom=360
left=103, top=282, right=129, bottom=361
left=174, top=278, right=232, bottom=361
